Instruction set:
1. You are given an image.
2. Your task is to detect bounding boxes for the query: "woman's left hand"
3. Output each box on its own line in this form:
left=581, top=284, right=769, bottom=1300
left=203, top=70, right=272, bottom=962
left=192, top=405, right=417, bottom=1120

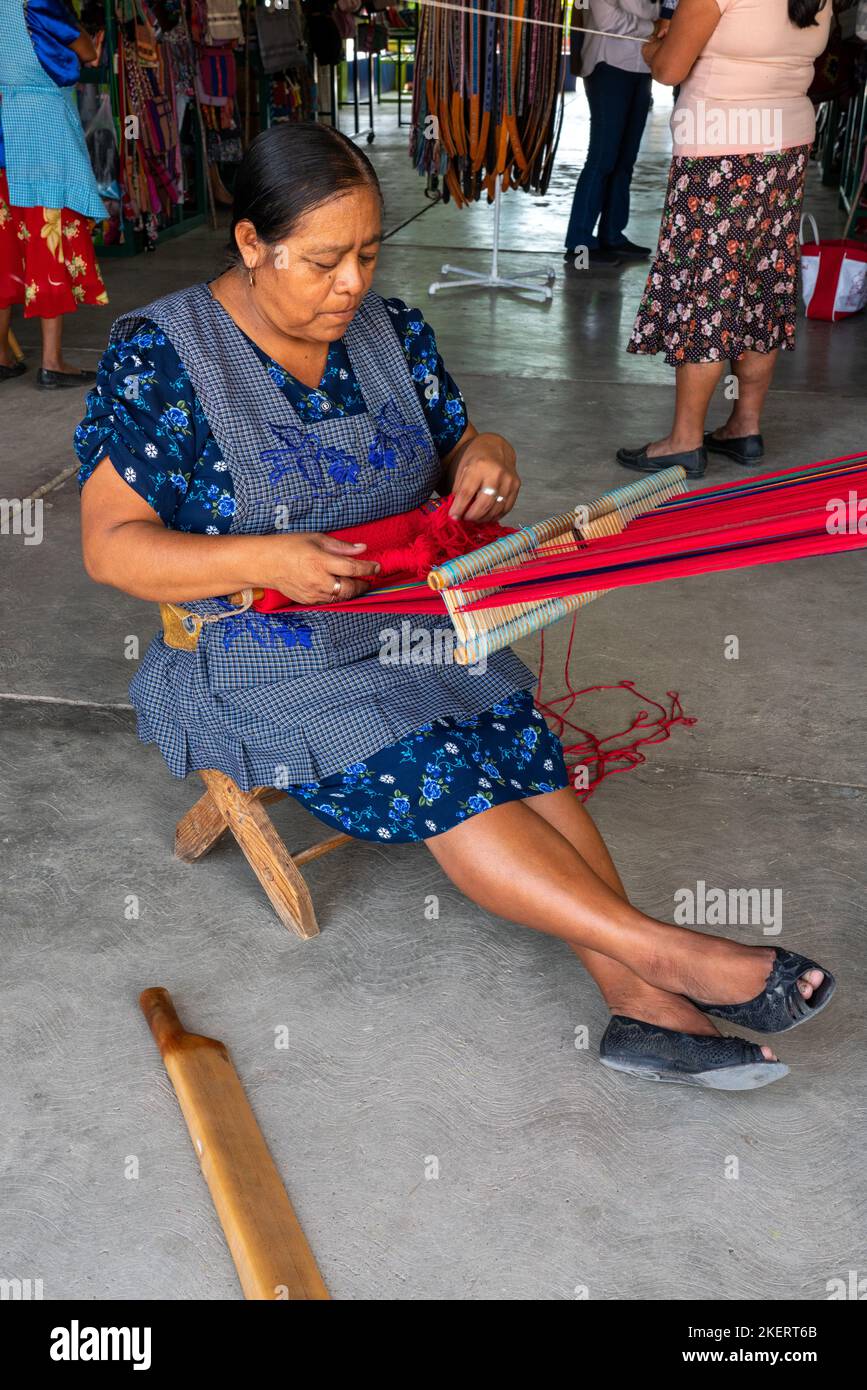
left=447, top=431, right=521, bottom=523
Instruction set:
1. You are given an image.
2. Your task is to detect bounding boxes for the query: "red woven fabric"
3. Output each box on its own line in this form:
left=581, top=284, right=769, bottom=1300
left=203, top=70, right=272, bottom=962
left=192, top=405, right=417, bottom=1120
left=253, top=495, right=514, bottom=612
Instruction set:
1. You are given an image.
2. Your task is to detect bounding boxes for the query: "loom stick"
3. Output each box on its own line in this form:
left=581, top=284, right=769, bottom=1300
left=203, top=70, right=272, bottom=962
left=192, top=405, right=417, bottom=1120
left=140, top=987, right=329, bottom=1301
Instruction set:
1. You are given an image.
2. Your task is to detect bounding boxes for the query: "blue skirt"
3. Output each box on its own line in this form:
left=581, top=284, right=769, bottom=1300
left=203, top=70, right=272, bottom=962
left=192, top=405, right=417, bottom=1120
left=287, top=690, right=570, bottom=842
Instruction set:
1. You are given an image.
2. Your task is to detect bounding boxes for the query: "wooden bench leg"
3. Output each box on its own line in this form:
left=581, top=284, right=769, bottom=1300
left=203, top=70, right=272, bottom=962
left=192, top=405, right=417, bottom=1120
left=197, top=771, right=321, bottom=939
left=175, top=786, right=286, bottom=863
left=175, top=789, right=229, bottom=863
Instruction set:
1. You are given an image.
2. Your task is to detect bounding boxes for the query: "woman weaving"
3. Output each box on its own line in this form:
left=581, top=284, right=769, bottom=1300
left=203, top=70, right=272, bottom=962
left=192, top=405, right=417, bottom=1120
left=77, top=125, right=834, bottom=1092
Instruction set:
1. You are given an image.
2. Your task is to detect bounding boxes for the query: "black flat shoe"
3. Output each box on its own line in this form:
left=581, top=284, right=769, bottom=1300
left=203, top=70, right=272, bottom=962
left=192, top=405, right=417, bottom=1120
left=703, top=431, right=764, bottom=464
left=0, top=361, right=26, bottom=380
left=687, top=948, right=836, bottom=1034
left=36, top=367, right=97, bottom=389
left=600, top=1015, right=788, bottom=1090
left=616, top=443, right=707, bottom=478
left=601, top=238, right=651, bottom=259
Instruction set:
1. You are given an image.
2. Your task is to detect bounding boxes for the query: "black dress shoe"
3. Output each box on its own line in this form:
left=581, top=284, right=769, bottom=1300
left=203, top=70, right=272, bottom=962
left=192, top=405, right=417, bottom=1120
left=601, top=238, right=652, bottom=258
left=0, top=360, right=26, bottom=381
left=36, top=367, right=98, bottom=389
left=703, top=430, right=764, bottom=465
left=616, top=443, right=707, bottom=478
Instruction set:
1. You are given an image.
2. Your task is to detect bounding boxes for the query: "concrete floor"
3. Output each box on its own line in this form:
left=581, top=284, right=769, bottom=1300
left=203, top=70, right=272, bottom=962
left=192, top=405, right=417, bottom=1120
left=1, top=90, right=865, bottom=1301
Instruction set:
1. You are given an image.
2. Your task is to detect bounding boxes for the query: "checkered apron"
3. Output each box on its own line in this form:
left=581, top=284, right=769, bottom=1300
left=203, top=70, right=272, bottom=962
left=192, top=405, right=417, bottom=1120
left=110, top=284, right=533, bottom=787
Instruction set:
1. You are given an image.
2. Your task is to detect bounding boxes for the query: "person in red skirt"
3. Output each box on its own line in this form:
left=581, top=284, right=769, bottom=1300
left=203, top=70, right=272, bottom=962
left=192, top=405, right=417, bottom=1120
left=0, top=0, right=108, bottom=388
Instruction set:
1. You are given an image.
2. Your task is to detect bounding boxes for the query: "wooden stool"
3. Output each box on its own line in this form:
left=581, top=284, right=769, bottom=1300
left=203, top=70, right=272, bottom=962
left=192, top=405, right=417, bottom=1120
left=174, top=769, right=351, bottom=938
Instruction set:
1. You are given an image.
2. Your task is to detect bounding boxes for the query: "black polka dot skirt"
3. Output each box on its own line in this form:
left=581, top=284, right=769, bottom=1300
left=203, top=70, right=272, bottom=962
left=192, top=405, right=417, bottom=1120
left=628, top=146, right=810, bottom=367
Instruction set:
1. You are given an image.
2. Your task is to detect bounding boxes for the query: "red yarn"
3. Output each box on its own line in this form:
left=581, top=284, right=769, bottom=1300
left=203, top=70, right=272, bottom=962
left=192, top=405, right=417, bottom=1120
left=535, top=618, right=697, bottom=800
left=253, top=496, right=513, bottom=612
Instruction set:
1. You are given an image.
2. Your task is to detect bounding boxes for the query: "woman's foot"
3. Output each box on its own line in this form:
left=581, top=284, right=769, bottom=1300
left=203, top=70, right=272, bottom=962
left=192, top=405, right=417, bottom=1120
left=616, top=440, right=707, bottom=477
left=642, top=928, right=825, bottom=1014
left=604, top=980, right=781, bottom=1063
left=600, top=1014, right=788, bottom=1089
left=41, top=357, right=93, bottom=376
left=37, top=363, right=97, bottom=389
left=644, top=434, right=702, bottom=458
left=703, top=423, right=764, bottom=464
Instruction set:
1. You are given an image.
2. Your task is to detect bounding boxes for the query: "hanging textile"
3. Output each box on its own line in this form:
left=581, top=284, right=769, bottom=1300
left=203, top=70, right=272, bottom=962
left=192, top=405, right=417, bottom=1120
left=411, top=0, right=567, bottom=205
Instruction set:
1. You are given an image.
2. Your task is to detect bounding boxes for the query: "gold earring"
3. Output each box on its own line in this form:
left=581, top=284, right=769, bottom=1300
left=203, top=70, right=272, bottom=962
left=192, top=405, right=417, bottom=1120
left=248, top=265, right=256, bottom=288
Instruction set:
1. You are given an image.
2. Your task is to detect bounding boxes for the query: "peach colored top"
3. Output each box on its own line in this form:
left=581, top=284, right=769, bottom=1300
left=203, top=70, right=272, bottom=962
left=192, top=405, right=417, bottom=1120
left=671, top=0, right=832, bottom=158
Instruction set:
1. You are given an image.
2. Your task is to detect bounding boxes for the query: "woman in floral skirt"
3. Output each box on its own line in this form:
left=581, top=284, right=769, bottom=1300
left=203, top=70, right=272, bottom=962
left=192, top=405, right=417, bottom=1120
left=617, top=0, right=832, bottom=477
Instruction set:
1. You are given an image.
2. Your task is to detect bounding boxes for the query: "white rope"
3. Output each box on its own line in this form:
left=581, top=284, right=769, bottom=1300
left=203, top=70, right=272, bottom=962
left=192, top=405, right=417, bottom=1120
left=415, top=0, right=648, bottom=41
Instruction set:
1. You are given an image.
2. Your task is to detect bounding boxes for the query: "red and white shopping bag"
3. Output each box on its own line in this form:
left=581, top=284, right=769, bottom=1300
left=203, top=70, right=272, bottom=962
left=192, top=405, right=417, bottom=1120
left=799, top=214, right=867, bottom=321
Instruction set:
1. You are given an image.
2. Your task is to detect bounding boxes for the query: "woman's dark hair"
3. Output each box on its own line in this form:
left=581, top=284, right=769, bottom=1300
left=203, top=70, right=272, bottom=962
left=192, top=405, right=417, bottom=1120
left=228, top=123, right=382, bottom=259
left=788, top=0, right=827, bottom=27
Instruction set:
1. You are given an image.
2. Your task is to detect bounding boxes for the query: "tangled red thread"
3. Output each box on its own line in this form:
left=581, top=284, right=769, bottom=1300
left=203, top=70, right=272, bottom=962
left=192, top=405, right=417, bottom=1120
left=535, top=619, right=697, bottom=800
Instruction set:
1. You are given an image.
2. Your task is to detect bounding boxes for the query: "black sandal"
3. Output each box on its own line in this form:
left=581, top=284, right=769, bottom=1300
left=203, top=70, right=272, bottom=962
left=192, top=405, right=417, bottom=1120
left=600, top=1015, right=788, bottom=1090
left=687, top=948, right=836, bottom=1034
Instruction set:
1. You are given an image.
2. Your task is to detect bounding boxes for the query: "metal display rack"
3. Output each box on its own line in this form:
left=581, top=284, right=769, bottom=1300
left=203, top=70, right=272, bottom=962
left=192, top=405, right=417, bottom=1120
left=375, top=11, right=417, bottom=128
left=83, top=0, right=206, bottom=257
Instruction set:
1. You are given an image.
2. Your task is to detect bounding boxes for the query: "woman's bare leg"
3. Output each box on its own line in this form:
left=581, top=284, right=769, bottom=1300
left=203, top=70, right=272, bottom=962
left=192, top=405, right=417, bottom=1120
left=40, top=315, right=89, bottom=375
left=524, top=789, right=737, bottom=1037
left=712, top=348, right=778, bottom=438
left=0, top=306, right=14, bottom=366
left=426, top=794, right=821, bottom=1030
left=645, top=360, right=726, bottom=457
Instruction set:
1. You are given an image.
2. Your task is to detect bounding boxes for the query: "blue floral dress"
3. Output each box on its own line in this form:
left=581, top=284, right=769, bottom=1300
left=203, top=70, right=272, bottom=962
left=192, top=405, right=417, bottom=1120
left=76, top=297, right=569, bottom=842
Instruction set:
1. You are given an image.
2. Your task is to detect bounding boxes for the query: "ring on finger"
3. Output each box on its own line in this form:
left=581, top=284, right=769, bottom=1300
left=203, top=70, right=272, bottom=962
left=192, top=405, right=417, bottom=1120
left=495, top=494, right=505, bottom=503
left=331, top=577, right=342, bottom=599
left=481, top=485, right=497, bottom=496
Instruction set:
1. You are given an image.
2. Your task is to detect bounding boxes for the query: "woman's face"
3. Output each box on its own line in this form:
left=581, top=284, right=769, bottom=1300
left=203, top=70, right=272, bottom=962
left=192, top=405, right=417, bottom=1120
left=240, top=185, right=383, bottom=343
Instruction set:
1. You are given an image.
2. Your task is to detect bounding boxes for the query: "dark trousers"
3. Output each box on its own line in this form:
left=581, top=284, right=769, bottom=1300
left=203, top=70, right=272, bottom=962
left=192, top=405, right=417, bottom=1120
left=565, top=63, right=653, bottom=250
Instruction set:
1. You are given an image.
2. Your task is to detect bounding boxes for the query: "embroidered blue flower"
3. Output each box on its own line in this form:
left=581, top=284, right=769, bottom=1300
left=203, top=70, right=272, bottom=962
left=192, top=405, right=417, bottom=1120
left=261, top=422, right=326, bottom=493
left=368, top=398, right=430, bottom=472
left=325, top=449, right=362, bottom=486
left=221, top=611, right=313, bottom=652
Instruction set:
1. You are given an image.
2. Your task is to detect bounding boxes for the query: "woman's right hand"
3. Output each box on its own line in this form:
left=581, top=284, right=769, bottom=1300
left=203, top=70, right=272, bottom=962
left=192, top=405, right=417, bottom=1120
left=257, top=533, right=381, bottom=605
